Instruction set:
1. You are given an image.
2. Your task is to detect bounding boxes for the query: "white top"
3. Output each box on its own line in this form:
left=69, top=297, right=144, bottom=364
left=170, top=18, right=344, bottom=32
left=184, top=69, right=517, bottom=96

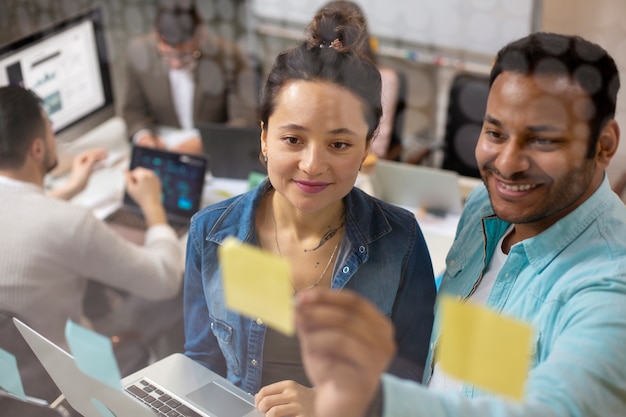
left=428, top=228, right=511, bottom=392
left=169, top=67, right=195, bottom=131
left=0, top=176, right=183, bottom=350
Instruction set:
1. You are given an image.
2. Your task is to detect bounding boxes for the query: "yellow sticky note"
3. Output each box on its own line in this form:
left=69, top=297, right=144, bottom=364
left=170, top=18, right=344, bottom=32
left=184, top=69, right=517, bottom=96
left=218, top=237, right=294, bottom=335
left=437, top=295, right=533, bottom=400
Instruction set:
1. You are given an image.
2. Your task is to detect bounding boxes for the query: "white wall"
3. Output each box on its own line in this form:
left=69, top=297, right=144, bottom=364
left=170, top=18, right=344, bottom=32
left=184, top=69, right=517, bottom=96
left=541, top=0, right=626, bottom=183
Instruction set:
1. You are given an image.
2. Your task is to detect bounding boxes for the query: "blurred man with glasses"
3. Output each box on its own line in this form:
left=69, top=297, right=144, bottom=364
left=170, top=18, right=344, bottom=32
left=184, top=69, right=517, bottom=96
left=122, top=0, right=259, bottom=154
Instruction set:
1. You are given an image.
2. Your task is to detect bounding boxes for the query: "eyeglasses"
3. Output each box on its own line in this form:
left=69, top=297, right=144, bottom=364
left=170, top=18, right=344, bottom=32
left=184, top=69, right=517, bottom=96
left=157, top=48, right=201, bottom=65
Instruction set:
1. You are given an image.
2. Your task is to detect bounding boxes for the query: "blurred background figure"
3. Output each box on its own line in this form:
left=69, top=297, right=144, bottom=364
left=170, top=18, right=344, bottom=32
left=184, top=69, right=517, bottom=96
left=0, top=85, right=183, bottom=398
left=122, top=0, right=259, bottom=154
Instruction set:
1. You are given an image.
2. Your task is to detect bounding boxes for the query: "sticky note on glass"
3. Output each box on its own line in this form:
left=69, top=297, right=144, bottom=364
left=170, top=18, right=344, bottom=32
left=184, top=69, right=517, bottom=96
left=65, top=320, right=122, bottom=390
left=437, top=295, right=533, bottom=400
left=219, top=237, right=294, bottom=335
left=0, top=348, right=26, bottom=400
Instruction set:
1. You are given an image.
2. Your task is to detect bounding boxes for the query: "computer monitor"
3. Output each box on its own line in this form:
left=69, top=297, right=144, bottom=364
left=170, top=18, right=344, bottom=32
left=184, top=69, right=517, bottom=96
left=0, top=5, right=114, bottom=143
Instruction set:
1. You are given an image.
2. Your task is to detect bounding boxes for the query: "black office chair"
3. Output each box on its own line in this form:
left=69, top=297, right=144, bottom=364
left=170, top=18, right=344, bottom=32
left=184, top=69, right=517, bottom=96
left=440, top=73, right=490, bottom=178
left=385, top=69, right=408, bottom=161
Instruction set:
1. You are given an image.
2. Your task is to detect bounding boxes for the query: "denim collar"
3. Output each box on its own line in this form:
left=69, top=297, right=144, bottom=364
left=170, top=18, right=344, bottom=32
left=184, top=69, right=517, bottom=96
left=204, top=179, right=393, bottom=256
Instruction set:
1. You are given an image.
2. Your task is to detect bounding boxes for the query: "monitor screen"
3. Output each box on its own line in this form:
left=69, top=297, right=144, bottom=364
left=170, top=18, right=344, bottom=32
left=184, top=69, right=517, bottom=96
left=0, top=6, right=114, bottom=143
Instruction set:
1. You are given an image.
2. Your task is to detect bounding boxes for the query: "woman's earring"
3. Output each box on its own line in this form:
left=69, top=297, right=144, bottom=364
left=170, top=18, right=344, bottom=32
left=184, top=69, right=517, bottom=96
left=263, top=154, right=268, bottom=163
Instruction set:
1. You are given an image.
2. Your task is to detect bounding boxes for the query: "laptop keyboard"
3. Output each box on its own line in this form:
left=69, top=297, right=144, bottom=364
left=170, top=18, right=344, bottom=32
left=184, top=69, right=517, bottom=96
left=106, top=207, right=147, bottom=229
left=107, top=206, right=191, bottom=236
left=125, top=379, right=203, bottom=417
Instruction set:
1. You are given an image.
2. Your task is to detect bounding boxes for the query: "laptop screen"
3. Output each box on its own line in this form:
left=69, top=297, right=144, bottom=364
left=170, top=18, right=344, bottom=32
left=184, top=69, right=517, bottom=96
left=124, top=146, right=207, bottom=220
left=196, top=122, right=265, bottom=180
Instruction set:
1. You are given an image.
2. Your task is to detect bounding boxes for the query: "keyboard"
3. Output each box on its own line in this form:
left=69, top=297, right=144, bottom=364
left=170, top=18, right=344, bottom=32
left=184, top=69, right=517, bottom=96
left=106, top=207, right=147, bottom=230
left=105, top=205, right=190, bottom=236
left=125, top=379, right=203, bottom=417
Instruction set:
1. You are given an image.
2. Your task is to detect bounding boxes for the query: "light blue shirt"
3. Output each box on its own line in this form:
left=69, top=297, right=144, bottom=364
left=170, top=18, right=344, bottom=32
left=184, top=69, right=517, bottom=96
left=382, top=177, right=626, bottom=416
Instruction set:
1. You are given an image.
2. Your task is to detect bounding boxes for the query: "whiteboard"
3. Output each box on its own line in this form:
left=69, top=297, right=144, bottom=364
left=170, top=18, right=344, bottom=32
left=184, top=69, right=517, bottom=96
left=251, top=0, right=537, bottom=57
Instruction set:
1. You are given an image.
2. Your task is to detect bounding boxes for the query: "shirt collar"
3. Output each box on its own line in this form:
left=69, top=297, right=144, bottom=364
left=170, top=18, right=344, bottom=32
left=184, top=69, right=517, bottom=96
left=0, top=175, right=43, bottom=192
left=517, top=176, right=614, bottom=271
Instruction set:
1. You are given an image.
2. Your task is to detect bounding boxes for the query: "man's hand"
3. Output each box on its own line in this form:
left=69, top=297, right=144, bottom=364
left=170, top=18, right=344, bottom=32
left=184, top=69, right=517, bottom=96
left=171, top=136, right=203, bottom=155
left=125, top=167, right=168, bottom=226
left=48, top=148, right=107, bottom=200
left=255, top=381, right=315, bottom=417
left=136, top=132, right=166, bottom=149
left=295, top=288, right=396, bottom=417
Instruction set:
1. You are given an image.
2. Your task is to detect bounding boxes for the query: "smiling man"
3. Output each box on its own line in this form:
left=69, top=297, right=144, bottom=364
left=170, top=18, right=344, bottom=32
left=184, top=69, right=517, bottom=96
left=475, top=73, right=609, bottom=248
left=293, top=32, right=626, bottom=417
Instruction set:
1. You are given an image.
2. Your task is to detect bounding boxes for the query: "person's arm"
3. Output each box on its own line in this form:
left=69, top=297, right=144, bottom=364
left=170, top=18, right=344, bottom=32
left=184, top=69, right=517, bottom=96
left=295, top=289, right=395, bottom=417
left=47, top=149, right=107, bottom=200
left=124, top=167, right=167, bottom=226
left=170, top=137, right=203, bottom=155
left=133, top=130, right=166, bottom=149
left=296, top=284, right=626, bottom=417
left=254, top=381, right=315, bottom=417
left=370, top=67, right=399, bottom=159
left=59, top=203, right=182, bottom=301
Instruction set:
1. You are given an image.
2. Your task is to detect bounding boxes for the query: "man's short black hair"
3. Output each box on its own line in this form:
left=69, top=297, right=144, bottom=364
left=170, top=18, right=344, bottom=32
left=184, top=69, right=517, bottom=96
left=0, top=85, right=46, bottom=170
left=154, top=0, right=203, bottom=45
left=490, top=32, right=620, bottom=158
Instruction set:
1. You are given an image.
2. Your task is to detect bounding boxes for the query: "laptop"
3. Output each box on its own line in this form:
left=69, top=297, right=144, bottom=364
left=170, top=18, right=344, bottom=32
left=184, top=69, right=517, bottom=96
left=197, top=122, right=266, bottom=179
left=13, top=318, right=263, bottom=417
left=0, top=390, right=64, bottom=417
left=104, top=146, right=207, bottom=242
left=371, top=159, right=464, bottom=215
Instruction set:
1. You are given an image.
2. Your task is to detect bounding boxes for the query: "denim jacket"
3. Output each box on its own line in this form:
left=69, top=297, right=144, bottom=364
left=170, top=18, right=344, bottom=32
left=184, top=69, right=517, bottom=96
left=184, top=180, right=436, bottom=394
left=379, top=177, right=626, bottom=417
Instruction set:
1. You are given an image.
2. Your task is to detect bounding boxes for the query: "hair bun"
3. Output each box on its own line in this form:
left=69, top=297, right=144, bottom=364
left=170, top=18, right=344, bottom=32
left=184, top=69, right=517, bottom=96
left=305, top=6, right=368, bottom=53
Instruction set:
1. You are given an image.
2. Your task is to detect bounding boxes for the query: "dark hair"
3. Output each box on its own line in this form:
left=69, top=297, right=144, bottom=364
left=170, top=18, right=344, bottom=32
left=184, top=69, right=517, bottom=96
left=154, top=0, right=202, bottom=45
left=316, top=1, right=376, bottom=62
left=0, top=85, right=46, bottom=170
left=490, top=32, right=620, bottom=158
left=259, top=6, right=382, bottom=142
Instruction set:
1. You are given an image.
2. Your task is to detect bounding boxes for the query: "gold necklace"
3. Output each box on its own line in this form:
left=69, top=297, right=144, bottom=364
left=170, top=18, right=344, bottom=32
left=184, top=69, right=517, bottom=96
left=271, top=208, right=340, bottom=294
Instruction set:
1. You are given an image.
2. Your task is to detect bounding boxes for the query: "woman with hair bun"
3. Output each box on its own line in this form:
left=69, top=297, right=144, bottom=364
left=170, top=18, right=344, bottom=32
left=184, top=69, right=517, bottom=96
left=316, top=0, right=404, bottom=160
left=183, top=6, right=436, bottom=416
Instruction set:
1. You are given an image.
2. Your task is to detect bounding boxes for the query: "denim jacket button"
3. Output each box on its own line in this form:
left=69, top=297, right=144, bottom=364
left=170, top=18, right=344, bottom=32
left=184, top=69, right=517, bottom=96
left=251, top=359, right=259, bottom=366
left=256, top=318, right=264, bottom=326
left=358, top=246, right=366, bottom=253
left=342, top=266, right=350, bottom=273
